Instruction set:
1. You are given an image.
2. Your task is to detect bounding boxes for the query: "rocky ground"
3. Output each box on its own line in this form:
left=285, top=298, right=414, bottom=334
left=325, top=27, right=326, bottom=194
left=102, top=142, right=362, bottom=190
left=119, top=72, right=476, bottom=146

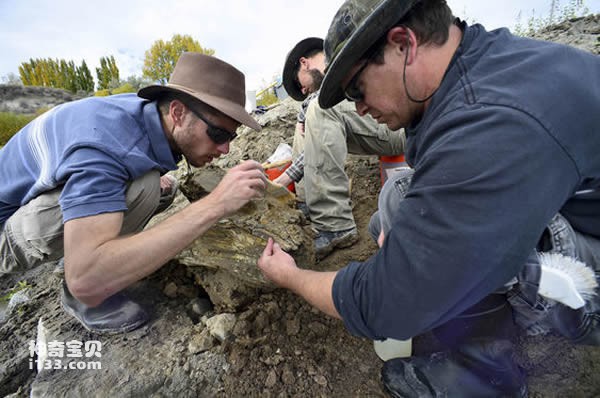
left=1, top=14, right=599, bottom=398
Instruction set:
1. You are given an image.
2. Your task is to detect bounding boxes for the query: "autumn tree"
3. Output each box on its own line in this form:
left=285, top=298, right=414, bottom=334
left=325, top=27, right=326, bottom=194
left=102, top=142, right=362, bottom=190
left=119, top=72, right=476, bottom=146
left=96, top=55, right=120, bottom=90
left=142, top=34, right=215, bottom=84
left=76, top=61, right=95, bottom=92
left=18, top=58, right=94, bottom=93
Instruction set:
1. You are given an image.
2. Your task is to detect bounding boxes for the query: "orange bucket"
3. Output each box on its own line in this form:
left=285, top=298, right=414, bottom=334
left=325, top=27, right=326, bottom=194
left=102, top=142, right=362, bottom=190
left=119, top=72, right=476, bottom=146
left=265, top=161, right=295, bottom=193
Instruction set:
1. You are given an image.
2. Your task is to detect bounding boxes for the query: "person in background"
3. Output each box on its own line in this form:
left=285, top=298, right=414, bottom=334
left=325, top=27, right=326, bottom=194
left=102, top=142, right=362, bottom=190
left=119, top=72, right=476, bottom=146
left=0, top=52, right=266, bottom=334
left=276, top=37, right=405, bottom=259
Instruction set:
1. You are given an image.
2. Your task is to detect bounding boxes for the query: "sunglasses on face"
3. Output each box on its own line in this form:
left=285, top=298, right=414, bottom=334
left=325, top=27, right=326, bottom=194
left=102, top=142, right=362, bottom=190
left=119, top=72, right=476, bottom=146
left=188, top=107, right=238, bottom=145
left=343, top=59, right=371, bottom=103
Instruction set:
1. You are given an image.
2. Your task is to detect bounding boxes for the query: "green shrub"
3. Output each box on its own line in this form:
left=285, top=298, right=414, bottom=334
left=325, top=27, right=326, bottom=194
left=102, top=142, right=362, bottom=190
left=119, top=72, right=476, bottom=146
left=94, top=89, right=111, bottom=97
left=0, top=281, right=31, bottom=304
left=256, top=90, right=279, bottom=107
left=0, top=112, right=36, bottom=146
left=93, top=83, right=136, bottom=97
left=111, top=83, right=136, bottom=95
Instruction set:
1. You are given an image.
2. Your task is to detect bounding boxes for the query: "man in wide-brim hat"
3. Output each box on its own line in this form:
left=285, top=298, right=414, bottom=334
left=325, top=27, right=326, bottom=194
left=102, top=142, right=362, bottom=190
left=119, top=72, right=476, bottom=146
left=259, top=0, right=600, bottom=396
left=0, top=52, right=266, bottom=334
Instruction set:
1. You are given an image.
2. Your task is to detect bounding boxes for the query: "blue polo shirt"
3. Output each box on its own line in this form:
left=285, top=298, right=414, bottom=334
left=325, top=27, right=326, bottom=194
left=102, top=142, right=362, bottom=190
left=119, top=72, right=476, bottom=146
left=332, top=23, right=600, bottom=340
left=0, top=93, right=179, bottom=223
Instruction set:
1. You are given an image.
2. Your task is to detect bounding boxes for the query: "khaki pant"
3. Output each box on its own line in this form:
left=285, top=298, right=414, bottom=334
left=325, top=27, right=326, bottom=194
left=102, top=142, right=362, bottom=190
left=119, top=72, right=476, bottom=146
left=303, top=99, right=405, bottom=232
left=291, top=123, right=306, bottom=202
left=1, top=171, right=162, bottom=274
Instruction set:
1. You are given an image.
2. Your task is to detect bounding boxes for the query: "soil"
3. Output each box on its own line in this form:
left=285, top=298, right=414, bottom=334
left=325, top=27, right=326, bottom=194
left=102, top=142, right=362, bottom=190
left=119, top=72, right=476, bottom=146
left=2, top=161, right=600, bottom=397
left=2, top=136, right=600, bottom=397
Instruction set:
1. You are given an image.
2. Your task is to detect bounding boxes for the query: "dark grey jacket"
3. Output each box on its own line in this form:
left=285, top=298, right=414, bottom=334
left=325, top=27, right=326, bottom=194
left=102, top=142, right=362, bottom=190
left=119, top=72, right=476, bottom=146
left=333, top=22, right=600, bottom=340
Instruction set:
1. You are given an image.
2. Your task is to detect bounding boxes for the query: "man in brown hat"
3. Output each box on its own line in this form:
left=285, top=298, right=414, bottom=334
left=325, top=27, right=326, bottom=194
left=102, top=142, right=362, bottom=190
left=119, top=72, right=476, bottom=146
left=0, top=52, right=266, bottom=333
left=278, top=37, right=405, bottom=260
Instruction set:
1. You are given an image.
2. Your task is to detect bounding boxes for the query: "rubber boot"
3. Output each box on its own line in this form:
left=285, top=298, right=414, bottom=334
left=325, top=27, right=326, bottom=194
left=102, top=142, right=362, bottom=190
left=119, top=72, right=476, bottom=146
left=548, top=302, right=600, bottom=345
left=382, top=294, right=527, bottom=398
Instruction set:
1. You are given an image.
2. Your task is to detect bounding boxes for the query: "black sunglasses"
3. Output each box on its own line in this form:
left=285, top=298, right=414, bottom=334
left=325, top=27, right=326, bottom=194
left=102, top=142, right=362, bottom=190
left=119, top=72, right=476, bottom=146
left=343, top=44, right=382, bottom=103
left=188, top=107, right=237, bottom=145
left=343, top=59, right=371, bottom=103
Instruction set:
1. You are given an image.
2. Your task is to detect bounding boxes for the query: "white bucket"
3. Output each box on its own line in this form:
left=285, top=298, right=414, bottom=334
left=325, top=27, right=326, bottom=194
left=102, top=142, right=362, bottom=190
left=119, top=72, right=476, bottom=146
left=245, top=90, right=257, bottom=113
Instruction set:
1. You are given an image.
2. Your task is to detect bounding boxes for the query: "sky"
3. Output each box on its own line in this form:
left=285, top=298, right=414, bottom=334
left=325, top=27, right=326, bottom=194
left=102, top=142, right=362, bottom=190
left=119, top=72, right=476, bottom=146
left=0, top=0, right=598, bottom=92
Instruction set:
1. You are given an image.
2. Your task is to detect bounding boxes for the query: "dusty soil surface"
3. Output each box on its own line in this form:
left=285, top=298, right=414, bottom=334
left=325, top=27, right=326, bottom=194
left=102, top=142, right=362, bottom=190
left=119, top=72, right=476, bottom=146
left=2, top=117, right=600, bottom=397
left=2, top=159, right=600, bottom=397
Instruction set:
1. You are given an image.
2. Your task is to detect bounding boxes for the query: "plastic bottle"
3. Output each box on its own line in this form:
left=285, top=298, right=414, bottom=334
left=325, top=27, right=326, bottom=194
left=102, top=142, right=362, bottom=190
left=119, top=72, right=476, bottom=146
left=379, top=155, right=407, bottom=186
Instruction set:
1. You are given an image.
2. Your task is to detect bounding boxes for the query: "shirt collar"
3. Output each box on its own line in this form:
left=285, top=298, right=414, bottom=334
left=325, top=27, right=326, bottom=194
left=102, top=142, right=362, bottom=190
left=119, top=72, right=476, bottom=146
left=142, top=101, right=181, bottom=171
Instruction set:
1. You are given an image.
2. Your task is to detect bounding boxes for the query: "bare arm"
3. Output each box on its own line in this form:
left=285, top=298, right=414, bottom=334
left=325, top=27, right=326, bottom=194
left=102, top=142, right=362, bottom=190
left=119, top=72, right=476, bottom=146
left=64, top=160, right=266, bottom=306
left=273, top=172, right=293, bottom=187
left=257, top=238, right=340, bottom=319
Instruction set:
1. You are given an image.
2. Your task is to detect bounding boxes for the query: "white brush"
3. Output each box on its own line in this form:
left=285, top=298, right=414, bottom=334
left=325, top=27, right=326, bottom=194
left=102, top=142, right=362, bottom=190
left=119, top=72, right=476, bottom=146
left=538, top=252, right=598, bottom=309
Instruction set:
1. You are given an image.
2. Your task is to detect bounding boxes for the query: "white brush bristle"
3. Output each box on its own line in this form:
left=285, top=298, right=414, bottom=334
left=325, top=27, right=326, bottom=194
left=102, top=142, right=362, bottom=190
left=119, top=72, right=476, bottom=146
left=538, top=252, right=598, bottom=299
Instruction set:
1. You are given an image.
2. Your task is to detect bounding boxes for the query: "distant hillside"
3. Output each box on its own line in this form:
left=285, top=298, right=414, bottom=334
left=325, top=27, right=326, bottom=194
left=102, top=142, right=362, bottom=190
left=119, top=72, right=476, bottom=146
left=0, top=85, right=85, bottom=115
left=532, top=14, right=599, bottom=55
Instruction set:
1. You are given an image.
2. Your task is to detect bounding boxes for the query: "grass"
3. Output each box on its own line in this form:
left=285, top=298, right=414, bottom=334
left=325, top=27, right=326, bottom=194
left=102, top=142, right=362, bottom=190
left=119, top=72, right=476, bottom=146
left=0, top=281, right=31, bottom=304
left=513, top=0, right=591, bottom=36
left=0, top=111, right=35, bottom=146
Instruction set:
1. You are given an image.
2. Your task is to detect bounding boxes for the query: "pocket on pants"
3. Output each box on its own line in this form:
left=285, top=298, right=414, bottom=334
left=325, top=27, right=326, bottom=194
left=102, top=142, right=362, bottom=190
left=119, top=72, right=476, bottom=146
left=0, top=225, right=21, bottom=273
left=18, top=190, right=64, bottom=264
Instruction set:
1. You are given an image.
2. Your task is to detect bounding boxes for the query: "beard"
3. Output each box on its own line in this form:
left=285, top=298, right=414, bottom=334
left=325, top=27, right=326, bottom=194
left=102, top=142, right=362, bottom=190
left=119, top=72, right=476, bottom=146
left=307, top=69, right=324, bottom=93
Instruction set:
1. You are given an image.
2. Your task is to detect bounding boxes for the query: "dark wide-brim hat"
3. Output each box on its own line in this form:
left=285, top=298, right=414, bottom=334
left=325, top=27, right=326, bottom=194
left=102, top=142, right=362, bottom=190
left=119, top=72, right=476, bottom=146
left=319, top=0, right=419, bottom=109
left=282, top=37, right=324, bottom=101
left=138, top=52, right=261, bottom=131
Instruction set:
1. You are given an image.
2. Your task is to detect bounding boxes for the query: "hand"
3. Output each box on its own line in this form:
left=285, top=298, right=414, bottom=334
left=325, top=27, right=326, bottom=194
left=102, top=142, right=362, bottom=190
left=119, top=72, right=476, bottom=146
left=377, top=230, right=385, bottom=248
left=273, top=172, right=293, bottom=187
left=160, top=174, right=177, bottom=195
left=258, top=237, right=298, bottom=288
left=208, top=160, right=266, bottom=217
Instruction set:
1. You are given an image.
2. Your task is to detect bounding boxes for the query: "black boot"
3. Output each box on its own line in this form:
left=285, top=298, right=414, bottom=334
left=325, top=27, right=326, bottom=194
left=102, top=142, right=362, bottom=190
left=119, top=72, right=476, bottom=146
left=548, top=302, right=600, bottom=345
left=382, top=294, right=527, bottom=398
left=61, top=282, right=149, bottom=334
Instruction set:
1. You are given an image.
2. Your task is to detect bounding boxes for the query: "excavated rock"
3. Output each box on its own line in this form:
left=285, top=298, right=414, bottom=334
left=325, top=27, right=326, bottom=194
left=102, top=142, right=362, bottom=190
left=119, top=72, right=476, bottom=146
left=150, top=98, right=314, bottom=308
left=176, top=165, right=314, bottom=288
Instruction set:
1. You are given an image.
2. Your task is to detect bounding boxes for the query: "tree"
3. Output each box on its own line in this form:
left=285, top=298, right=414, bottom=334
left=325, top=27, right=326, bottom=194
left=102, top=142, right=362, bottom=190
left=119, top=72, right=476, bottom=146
left=18, top=58, right=94, bottom=93
left=96, top=56, right=120, bottom=90
left=76, top=61, right=95, bottom=92
left=1, top=72, right=22, bottom=85
left=142, top=34, right=215, bottom=84
left=124, top=75, right=153, bottom=91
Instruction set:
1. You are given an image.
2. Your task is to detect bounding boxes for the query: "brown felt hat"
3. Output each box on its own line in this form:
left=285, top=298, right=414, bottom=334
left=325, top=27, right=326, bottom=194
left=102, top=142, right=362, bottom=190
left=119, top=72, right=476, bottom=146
left=138, top=52, right=261, bottom=131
